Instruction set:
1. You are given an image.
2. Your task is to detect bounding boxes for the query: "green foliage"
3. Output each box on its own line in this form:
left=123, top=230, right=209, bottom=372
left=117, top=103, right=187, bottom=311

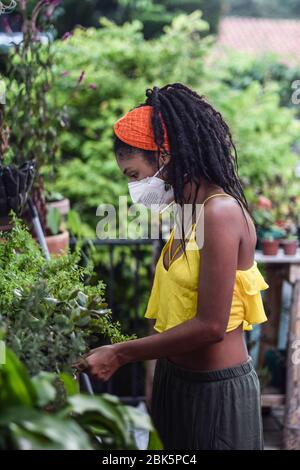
left=0, top=348, right=162, bottom=450
left=215, top=52, right=300, bottom=113
left=47, top=15, right=300, bottom=231
left=49, top=12, right=211, bottom=229
left=5, top=10, right=61, bottom=172
left=0, top=215, right=136, bottom=376
left=45, top=0, right=223, bottom=38
left=203, top=52, right=300, bottom=203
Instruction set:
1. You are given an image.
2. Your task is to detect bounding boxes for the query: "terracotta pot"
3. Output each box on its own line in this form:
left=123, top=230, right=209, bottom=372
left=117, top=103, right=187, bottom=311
left=45, top=230, right=69, bottom=256
left=281, top=239, right=298, bottom=256
left=47, top=198, right=70, bottom=216
left=261, top=239, right=280, bottom=256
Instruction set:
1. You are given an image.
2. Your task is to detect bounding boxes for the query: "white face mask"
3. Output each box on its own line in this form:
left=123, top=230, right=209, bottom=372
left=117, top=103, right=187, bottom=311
left=128, top=164, right=175, bottom=213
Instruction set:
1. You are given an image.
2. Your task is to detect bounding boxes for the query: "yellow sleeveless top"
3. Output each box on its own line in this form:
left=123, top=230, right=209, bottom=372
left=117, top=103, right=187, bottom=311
left=144, top=193, right=269, bottom=333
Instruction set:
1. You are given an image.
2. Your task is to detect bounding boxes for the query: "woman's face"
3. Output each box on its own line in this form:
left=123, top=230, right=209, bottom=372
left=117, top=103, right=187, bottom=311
left=116, top=151, right=170, bottom=183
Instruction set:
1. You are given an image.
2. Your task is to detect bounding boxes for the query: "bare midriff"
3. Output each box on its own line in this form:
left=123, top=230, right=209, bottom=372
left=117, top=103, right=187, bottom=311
left=156, top=324, right=249, bottom=371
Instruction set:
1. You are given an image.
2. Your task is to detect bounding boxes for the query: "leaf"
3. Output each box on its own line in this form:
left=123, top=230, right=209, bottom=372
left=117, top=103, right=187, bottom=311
left=9, top=414, right=93, bottom=450
left=67, top=289, right=81, bottom=301
left=32, top=372, right=57, bottom=407
left=47, top=206, right=61, bottom=236
left=68, top=394, right=126, bottom=437
left=147, top=429, right=164, bottom=450
left=77, top=291, right=88, bottom=307
left=67, top=210, right=82, bottom=236
left=0, top=350, right=37, bottom=409
left=75, top=314, right=91, bottom=327
left=121, top=404, right=154, bottom=432
left=59, top=373, right=79, bottom=397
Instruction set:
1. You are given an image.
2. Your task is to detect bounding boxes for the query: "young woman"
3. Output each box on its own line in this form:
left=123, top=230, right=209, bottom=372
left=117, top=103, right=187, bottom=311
left=75, top=83, right=269, bottom=450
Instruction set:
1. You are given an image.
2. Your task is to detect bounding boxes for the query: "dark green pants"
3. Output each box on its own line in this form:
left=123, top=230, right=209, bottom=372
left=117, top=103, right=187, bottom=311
left=150, top=356, right=264, bottom=450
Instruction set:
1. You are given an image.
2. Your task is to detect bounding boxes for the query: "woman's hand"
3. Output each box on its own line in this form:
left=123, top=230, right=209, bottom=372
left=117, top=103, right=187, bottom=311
left=74, top=344, right=124, bottom=382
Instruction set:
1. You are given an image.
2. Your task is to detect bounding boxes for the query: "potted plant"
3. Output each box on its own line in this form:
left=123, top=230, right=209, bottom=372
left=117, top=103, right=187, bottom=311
left=46, top=190, right=70, bottom=217
left=261, top=232, right=280, bottom=256
left=254, top=209, right=285, bottom=250
left=281, top=233, right=299, bottom=256
left=44, top=205, right=69, bottom=255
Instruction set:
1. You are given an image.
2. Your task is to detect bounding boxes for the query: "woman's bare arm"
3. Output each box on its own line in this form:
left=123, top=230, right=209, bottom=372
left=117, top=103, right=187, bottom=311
left=114, top=199, right=240, bottom=365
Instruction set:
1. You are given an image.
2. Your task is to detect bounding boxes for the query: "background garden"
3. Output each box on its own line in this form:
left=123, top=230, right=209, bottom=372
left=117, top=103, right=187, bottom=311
left=0, top=0, right=300, bottom=450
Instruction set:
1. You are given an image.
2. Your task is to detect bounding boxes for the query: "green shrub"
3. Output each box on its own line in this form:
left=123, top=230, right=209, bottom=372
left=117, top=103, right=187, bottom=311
left=48, top=12, right=212, bottom=229
left=47, top=15, right=300, bottom=228
left=0, top=215, right=136, bottom=376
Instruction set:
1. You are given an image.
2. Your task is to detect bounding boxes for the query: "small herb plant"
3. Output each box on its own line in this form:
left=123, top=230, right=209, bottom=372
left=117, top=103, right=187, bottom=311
left=0, top=214, right=137, bottom=376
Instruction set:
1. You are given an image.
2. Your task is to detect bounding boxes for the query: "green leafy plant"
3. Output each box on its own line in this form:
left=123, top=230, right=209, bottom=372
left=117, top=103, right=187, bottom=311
left=5, top=1, right=62, bottom=171
left=0, top=214, right=137, bottom=376
left=4, top=0, right=69, bottom=233
left=261, top=232, right=275, bottom=242
left=46, top=206, right=62, bottom=235
left=0, top=348, right=162, bottom=450
left=252, top=207, right=276, bottom=230
left=284, top=233, right=298, bottom=241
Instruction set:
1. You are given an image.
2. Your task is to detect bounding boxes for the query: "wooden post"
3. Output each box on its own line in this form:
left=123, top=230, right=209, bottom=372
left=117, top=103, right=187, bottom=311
left=283, top=277, right=300, bottom=449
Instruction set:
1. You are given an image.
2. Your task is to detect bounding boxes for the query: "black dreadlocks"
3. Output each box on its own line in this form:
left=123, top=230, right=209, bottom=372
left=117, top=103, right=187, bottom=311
left=114, top=83, right=250, bottom=262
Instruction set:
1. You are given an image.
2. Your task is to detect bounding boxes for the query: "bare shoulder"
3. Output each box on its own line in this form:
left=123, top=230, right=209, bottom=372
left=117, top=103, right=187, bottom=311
left=202, top=196, right=256, bottom=250
left=202, top=195, right=254, bottom=235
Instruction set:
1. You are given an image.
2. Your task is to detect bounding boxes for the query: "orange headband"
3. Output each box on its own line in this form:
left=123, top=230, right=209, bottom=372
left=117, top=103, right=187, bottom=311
left=113, top=105, right=171, bottom=156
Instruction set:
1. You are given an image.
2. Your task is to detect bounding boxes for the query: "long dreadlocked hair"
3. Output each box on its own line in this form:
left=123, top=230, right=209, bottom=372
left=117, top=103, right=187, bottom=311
left=114, top=83, right=251, bottom=263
